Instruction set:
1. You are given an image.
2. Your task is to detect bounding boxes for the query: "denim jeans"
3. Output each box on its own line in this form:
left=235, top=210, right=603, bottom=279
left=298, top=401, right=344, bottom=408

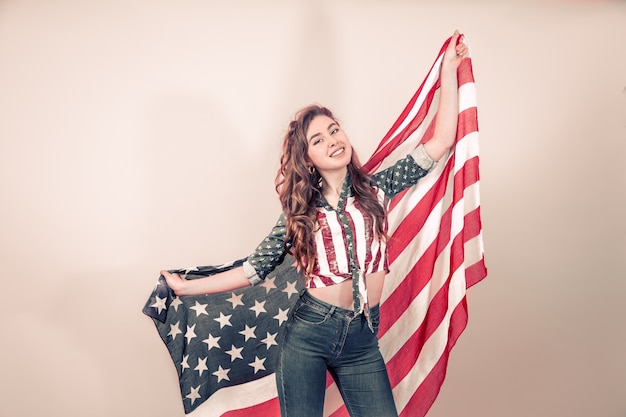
left=276, top=291, right=398, bottom=417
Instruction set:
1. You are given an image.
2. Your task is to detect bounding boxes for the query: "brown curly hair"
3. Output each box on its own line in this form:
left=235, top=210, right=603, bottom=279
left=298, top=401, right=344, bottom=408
left=275, top=105, right=388, bottom=278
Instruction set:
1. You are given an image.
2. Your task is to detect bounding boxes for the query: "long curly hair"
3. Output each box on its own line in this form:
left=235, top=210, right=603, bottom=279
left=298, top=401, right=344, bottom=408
left=275, top=104, right=388, bottom=278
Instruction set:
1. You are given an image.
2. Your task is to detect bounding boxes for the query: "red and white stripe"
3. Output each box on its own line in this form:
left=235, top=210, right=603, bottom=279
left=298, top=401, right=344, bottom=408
left=308, top=192, right=388, bottom=289
left=324, top=36, right=487, bottom=417
left=188, top=35, right=486, bottom=417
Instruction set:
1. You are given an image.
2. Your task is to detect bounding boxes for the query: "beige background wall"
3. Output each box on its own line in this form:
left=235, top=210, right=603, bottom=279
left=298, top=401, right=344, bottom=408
left=1, top=1, right=624, bottom=416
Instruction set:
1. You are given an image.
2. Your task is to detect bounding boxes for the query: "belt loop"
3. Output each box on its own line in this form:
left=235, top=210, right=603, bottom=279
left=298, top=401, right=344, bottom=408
left=327, top=305, right=336, bottom=319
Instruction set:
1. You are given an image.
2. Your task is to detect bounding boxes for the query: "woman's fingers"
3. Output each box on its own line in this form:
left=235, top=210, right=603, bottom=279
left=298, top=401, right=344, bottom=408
left=448, top=30, right=460, bottom=53
left=160, top=270, right=186, bottom=294
left=452, top=30, right=466, bottom=54
left=445, top=30, right=466, bottom=59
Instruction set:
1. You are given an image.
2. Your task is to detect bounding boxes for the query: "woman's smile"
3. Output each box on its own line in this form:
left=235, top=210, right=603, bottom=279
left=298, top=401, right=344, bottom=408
left=330, top=147, right=345, bottom=157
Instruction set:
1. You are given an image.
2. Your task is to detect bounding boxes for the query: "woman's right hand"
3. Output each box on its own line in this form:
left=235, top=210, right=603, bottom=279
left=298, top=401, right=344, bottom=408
left=161, top=270, right=186, bottom=295
left=159, top=265, right=251, bottom=297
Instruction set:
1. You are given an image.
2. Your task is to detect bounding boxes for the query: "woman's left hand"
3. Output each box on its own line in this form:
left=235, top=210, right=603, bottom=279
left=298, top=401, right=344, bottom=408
left=442, top=30, right=468, bottom=73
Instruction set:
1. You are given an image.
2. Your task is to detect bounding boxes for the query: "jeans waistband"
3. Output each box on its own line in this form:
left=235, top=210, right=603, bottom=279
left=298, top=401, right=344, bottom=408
left=299, top=290, right=360, bottom=318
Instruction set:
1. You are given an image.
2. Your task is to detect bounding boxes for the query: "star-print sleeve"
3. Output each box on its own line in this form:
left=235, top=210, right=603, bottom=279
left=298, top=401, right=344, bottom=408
left=243, top=212, right=289, bottom=285
left=372, top=144, right=436, bottom=198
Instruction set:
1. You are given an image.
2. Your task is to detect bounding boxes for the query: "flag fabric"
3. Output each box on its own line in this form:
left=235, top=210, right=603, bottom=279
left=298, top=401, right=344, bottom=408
left=144, top=258, right=301, bottom=416
left=143, top=35, right=486, bottom=417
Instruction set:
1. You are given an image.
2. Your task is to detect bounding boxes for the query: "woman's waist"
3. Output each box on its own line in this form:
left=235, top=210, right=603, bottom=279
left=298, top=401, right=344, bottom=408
left=306, top=271, right=385, bottom=309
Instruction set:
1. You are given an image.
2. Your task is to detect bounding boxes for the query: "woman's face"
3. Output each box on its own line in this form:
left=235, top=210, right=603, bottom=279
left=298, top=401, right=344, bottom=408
left=305, top=115, right=352, bottom=175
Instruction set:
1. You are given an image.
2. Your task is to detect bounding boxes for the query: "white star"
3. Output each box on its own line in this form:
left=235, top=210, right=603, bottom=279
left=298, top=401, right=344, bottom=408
left=213, top=312, right=232, bottom=329
left=202, top=333, right=221, bottom=350
left=150, top=296, right=167, bottom=314
left=282, top=281, right=299, bottom=299
left=194, top=356, right=208, bottom=376
left=185, top=324, right=197, bottom=343
left=185, top=385, right=201, bottom=405
left=249, top=356, right=267, bottom=374
left=190, top=301, right=209, bottom=317
left=183, top=266, right=199, bottom=274
left=181, top=354, right=190, bottom=371
left=249, top=300, right=267, bottom=317
left=260, top=277, right=276, bottom=293
left=225, top=345, right=244, bottom=362
left=213, top=365, right=230, bottom=382
left=168, top=321, right=182, bottom=340
left=170, top=297, right=183, bottom=311
left=226, top=292, right=244, bottom=309
left=261, top=332, right=278, bottom=349
left=239, top=324, right=257, bottom=341
left=273, top=308, right=289, bottom=326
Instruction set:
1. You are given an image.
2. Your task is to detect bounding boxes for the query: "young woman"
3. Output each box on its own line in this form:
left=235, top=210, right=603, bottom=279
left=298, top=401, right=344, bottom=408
left=162, top=30, right=468, bottom=417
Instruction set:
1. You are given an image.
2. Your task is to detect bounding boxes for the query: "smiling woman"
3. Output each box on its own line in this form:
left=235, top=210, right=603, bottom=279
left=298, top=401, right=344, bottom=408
left=2, top=1, right=625, bottom=417
left=305, top=115, right=353, bottom=174
left=159, top=32, right=468, bottom=417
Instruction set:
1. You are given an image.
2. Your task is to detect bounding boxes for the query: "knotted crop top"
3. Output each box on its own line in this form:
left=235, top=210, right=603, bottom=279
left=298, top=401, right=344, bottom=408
left=243, top=144, right=435, bottom=313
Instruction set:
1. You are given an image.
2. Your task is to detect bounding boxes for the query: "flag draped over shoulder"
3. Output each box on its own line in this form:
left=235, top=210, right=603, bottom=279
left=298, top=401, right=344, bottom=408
left=143, top=35, right=486, bottom=417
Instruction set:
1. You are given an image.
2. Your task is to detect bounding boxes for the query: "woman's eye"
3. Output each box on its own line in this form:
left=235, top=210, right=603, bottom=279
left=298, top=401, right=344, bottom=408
left=331, top=128, right=338, bottom=135
left=313, top=138, right=322, bottom=145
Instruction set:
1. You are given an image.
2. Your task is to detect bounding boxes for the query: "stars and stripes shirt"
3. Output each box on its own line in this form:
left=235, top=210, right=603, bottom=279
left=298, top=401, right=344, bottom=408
left=243, top=144, right=435, bottom=312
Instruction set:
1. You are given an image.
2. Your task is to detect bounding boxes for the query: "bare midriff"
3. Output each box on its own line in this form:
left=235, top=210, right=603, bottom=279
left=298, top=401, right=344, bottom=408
left=307, top=270, right=386, bottom=309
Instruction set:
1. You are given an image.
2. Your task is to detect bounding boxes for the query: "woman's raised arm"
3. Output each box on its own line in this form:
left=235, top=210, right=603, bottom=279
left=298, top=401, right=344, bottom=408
left=423, top=30, right=468, bottom=162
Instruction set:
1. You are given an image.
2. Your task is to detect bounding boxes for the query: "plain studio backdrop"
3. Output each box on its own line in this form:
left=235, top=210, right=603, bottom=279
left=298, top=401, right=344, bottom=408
left=0, top=1, right=624, bottom=416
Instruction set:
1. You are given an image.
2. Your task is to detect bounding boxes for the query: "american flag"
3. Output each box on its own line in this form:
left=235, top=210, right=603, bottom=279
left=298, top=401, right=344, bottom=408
left=143, top=35, right=486, bottom=417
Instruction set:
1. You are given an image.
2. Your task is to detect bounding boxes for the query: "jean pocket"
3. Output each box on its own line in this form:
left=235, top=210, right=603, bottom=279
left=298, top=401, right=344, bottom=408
left=293, top=302, right=329, bottom=325
left=369, top=305, right=381, bottom=332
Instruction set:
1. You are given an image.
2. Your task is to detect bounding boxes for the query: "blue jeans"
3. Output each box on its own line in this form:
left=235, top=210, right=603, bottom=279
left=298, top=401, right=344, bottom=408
left=276, top=291, right=398, bottom=417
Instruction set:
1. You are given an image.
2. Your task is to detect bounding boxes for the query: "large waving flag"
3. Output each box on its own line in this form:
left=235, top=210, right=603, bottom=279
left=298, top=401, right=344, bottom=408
left=143, top=35, right=486, bottom=417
